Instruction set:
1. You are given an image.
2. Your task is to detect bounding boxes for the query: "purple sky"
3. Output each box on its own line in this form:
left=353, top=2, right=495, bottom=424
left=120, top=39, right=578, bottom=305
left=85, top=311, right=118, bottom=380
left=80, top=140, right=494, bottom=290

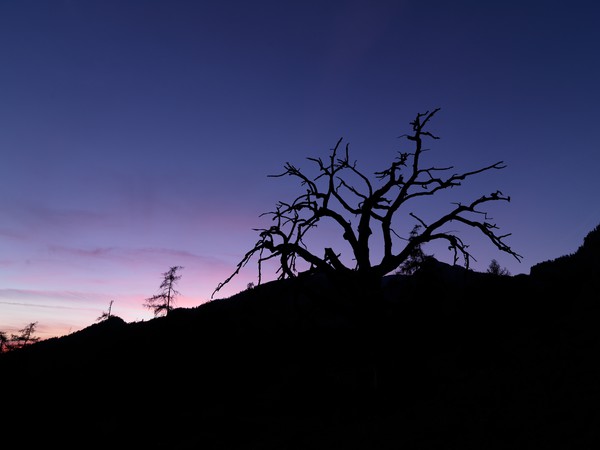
left=1, top=0, right=599, bottom=340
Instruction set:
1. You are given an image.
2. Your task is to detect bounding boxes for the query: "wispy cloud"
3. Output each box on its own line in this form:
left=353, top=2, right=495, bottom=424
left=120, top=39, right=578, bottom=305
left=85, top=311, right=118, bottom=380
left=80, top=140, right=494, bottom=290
left=7, top=203, right=106, bottom=229
left=46, top=245, right=118, bottom=259
left=0, top=288, right=104, bottom=308
left=0, top=202, right=111, bottom=249
left=0, top=299, right=97, bottom=312
left=45, top=244, right=231, bottom=268
left=0, top=227, right=27, bottom=240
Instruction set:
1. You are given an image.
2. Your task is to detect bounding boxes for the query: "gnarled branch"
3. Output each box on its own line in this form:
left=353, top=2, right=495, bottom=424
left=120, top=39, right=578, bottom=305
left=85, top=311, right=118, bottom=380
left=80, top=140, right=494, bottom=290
left=213, top=108, right=521, bottom=298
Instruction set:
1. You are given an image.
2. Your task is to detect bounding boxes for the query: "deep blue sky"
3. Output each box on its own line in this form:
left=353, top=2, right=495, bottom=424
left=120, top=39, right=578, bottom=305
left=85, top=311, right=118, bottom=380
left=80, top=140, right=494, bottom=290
left=1, top=0, right=599, bottom=340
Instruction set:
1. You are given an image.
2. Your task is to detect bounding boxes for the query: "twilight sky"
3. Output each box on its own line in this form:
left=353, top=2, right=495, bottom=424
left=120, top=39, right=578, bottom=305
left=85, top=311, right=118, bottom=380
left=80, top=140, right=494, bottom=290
left=1, top=0, right=599, bottom=341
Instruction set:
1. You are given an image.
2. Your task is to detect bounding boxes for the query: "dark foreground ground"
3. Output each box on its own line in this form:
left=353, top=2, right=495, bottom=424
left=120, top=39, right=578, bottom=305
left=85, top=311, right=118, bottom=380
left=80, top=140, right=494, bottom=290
left=2, top=255, right=600, bottom=449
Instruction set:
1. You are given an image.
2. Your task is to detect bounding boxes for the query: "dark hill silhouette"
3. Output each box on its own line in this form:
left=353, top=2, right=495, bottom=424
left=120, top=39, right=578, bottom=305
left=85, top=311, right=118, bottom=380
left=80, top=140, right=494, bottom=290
left=531, top=223, right=600, bottom=281
left=2, top=224, right=600, bottom=448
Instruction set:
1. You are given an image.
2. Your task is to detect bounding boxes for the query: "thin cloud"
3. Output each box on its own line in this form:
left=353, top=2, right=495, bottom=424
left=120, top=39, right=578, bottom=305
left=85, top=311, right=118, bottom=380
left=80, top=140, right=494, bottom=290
left=0, top=227, right=27, bottom=240
left=47, top=245, right=117, bottom=259
left=46, top=244, right=232, bottom=268
left=0, top=287, right=109, bottom=305
left=0, top=202, right=111, bottom=247
left=0, top=299, right=97, bottom=312
left=15, top=203, right=106, bottom=228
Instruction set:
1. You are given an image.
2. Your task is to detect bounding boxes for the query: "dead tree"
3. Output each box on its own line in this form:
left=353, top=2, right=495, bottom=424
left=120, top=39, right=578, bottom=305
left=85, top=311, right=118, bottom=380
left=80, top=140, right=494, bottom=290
left=8, top=322, right=40, bottom=350
left=144, top=266, right=183, bottom=317
left=213, top=108, right=522, bottom=298
left=96, top=300, right=114, bottom=322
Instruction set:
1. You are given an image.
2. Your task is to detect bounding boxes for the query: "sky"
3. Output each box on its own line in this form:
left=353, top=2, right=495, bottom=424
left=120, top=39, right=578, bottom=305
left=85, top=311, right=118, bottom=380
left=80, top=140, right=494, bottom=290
left=1, top=0, right=599, bottom=341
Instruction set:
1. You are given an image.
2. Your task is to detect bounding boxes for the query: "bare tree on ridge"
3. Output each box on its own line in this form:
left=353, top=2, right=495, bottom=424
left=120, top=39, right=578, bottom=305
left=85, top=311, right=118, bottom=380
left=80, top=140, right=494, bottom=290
left=213, top=108, right=522, bottom=300
left=144, top=266, right=183, bottom=317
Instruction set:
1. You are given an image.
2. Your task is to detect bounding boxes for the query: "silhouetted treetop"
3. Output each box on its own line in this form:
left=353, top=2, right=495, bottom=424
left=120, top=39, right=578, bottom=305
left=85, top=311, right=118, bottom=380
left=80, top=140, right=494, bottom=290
left=531, top=223, right=600, bottom=280
left=144, top=266, right=183, bottom=317
left=214, top=108, right=522, bottom=297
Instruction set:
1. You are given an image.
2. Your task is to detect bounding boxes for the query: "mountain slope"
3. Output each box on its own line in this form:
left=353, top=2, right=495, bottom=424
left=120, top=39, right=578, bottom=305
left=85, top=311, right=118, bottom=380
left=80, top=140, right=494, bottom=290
left=2, top=224, right=600, bottom=448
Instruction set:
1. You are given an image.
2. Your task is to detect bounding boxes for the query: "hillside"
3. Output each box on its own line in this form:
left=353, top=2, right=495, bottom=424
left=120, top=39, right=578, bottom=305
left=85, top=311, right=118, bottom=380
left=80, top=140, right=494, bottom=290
left=2, top=225, right=600, bottom=448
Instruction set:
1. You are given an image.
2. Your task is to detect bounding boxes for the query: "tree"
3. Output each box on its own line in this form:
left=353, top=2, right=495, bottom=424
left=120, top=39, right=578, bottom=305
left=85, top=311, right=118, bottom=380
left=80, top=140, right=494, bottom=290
left=144, top=266, right=183, bottom=317
left=0, top=330, right=9, bottom=353
left=487, top=259, right=511, bottom=276
left=213, top=108, right=522, bottom=299
left=395, top=224, right=433, bottom=275
left=9, top=322, right=40, bottom=350
left=97, top=300, right=114, bottom=322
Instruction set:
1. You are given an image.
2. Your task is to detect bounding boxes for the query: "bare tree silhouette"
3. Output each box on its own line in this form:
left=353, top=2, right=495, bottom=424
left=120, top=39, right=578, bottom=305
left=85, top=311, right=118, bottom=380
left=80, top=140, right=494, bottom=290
left=8, top=322, right=40, bottom=350
left=144, top=266, right=183, bottom=317
left=213, top=108, right=522, bottom=298
left=96, top=300, right=115, bottom=322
